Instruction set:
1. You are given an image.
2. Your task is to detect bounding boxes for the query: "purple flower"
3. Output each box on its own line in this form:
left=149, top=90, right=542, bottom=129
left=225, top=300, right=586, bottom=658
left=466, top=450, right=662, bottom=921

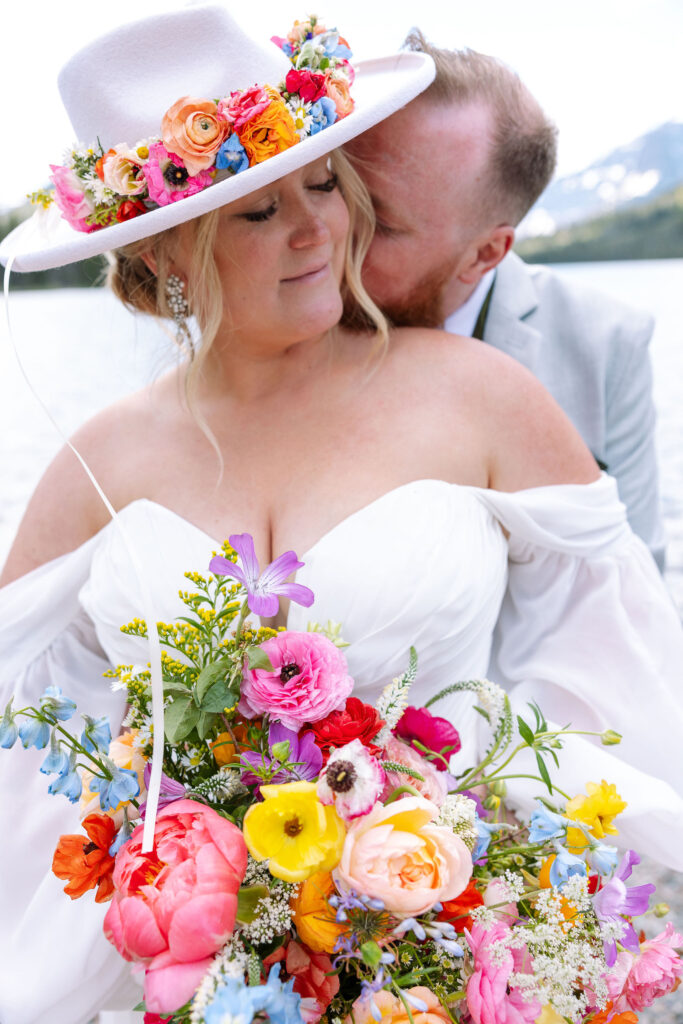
left=209, top=533, right=314, bottom=617
left=593, top=850, right=656, bottom=965
left=240, top=721, right=322, bottom=790
left=140, top=762, right=187, bottom=817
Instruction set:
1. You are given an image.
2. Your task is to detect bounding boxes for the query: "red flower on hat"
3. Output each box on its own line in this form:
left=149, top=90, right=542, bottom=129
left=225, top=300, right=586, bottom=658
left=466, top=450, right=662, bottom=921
left=286, top=69, right=327, bottom=103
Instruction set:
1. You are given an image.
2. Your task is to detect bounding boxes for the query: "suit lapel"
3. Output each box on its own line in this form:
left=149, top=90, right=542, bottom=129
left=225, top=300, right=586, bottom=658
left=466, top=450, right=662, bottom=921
left=483, top=253, right=541, bottom=371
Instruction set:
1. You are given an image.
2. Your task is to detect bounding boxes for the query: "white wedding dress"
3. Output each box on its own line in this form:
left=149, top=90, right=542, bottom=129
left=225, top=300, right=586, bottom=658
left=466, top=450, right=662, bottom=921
left=1, top=474, right=682, bottom=1024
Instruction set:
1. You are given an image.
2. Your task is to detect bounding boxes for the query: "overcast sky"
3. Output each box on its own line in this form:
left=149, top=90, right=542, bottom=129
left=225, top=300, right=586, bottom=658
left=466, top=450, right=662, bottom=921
left=2, top=0, right=682, bottom=210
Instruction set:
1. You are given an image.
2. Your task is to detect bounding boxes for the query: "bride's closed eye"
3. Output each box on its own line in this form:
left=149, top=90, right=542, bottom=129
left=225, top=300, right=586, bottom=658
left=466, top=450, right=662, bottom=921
left=308, top=173, right=339, bottom=193
left=241, top=175, right=339, bottom=222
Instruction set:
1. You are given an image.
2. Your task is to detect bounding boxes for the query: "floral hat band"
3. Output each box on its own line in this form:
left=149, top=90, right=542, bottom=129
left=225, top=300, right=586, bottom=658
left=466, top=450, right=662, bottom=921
left=43, top=18, right=355, bottom=235
left=0, top=5, right=435, bottom=272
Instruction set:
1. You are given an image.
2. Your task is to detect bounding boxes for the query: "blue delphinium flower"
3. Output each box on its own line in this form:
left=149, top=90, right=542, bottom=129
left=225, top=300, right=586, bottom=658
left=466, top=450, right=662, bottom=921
left=263, top=964, right=304, bottom=1024
left=528, top=801, right=569, bottom=844
left=0, top=702, right=17, bottom=748
left=549, top=843, right=588, bottom=888
left=81, top=714, right=112, bottom=754
left=472, top=816, right=499, bottom=862
left=90, top=764, right=140, bottom=811
left=18, top=717, right=51, bottom=750
left=109, top=812, right=134, bottom=857
left=205, top=966, right=303, bottom=1024
left=40, top=733, right=70, bottom=776
left=215, top=134, right=250, bottom=175
left=309, top=97, right=337, bottom=135
left=39, top=685, right=77, bottom=722
left=317, top=30, right=352, bottom=59
left=586, top=841, right=620, bottom=875
left=48, top=751, right=82, bottom=803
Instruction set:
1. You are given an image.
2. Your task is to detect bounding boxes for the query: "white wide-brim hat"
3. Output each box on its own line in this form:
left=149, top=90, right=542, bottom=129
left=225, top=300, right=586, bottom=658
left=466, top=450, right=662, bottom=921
left=0, top=5, right=434, bottom=274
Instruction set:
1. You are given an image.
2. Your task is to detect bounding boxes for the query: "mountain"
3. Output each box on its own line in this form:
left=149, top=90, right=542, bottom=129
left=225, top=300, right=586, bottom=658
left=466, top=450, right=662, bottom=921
left=518, top=121, right=683, bottom=239
left=515, top=183, right=683, bottom=264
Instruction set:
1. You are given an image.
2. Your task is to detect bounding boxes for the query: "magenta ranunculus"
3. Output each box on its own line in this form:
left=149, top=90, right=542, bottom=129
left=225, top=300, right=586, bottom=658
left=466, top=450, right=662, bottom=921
left=141, top=142, right=212, bottom=207
left=394, top=705, right=461, bottom=769
left=218, top=86, right=273, bottom=129
left=465, top=922, right=541, bottom=1024
left=239, top=631, right=354, bottom=731
left=103, top=799, right=247, bottom=1014
left=285, top=68, right=327, bottom=103
left=49, top=164, right=95, bottom=233
left=606, top=922, right=683, bottom=1014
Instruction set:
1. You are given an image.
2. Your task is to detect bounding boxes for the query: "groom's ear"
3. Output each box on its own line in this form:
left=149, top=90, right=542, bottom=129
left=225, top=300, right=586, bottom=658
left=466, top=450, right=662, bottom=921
left=457, top=225, right=515, bottom=285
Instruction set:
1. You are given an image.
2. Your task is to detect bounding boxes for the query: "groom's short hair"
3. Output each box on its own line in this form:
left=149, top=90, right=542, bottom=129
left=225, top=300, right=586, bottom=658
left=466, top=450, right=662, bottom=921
left=404, top=30, right=558, bottom=226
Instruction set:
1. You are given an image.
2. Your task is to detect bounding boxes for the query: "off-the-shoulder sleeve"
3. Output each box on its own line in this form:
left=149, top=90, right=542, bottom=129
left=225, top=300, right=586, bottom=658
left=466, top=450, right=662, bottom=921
left=0, top=542, right=139, bottom=1024
left=474, top=473, right=683, bottom=870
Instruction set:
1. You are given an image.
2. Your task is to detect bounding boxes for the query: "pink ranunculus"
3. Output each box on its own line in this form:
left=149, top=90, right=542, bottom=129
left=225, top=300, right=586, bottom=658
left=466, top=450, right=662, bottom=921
left=49, top=164, right=95, bottom=233
left=605, top=922, right=683, bottom=1014
left=103, top=799, right=247, bottom=1014
left=335, top=795, right=472, bottom=917
left=286, top=68, right=327, bottom=103
left=141, top=142, right=212, bottom=207
left=465, top=922, right=541, bottom=1024
left=381, top=734, right=448, bottom=807
left=218, top=86, right=273, bottom=130
left=239, top=631, right=354, bottom=731
left=394, top=705, right=461, bottom=769
left=483, top=879, right=519, bottom=924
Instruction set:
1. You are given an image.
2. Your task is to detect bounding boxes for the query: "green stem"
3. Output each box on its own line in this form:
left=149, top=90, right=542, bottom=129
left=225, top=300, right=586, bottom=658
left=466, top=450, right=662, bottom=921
left=384, top=784, right=421, bottom=804
left=234, top=598, right=250, bottom=643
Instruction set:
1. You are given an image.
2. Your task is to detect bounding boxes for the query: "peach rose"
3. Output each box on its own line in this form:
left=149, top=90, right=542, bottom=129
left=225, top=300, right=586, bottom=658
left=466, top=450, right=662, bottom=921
left=80, top=730, right=146, bottom=824
left=237, top=88, right=300, bottom=164
left=347, top=987, right=450, bottom=1024
left=324, top=73, right=354, bottom=118
left=291, top=870, right=347, bottom=954
left=334, top=796, right=472, bottom=916
left=102, top=144, right=146, bottom=196
left=161, top=96, right=229, bottom=176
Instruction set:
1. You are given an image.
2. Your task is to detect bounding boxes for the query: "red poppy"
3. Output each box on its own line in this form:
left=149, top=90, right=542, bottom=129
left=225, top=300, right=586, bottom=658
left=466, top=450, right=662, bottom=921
left=116, top=199, right=147, bottom=222
left=52, top=813, right=117, bottom=902
left=436, top=878, right=485, bottom=932
left=309, top=697, right=384, bottom=762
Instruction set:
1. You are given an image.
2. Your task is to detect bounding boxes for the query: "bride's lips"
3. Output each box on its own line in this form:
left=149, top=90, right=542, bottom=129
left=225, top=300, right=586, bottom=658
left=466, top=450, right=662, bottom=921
left=281, top=262, right=330, bottom=285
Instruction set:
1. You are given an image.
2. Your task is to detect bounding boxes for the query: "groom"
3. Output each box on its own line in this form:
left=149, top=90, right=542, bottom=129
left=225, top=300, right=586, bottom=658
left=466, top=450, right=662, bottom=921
left=346, top=33, right=665, bottom=569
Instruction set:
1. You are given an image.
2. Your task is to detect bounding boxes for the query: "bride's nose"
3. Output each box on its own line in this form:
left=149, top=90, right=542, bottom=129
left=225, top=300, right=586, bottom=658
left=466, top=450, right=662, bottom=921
left=288, top=204, right=331, bottom=250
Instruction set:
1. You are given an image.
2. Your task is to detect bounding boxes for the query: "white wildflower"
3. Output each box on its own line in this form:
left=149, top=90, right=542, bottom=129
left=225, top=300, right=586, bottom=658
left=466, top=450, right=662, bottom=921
left=286, top=98, right=313, bottom=139
left=475, top=680, right=506, bottom=733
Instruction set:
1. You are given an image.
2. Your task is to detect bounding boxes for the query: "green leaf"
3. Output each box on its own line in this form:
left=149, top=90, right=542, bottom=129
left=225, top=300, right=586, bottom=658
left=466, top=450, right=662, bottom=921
left=516, top=715, right=535, bottom=747
left=164, top=696, right=200, bottom=744
left=236, top=884, right=269, bottom=923
left=535, top=751, right=553, bottom=794
left=163, top=680, right=192, bottom=696
left=360, top=940, right=383, bottom=968
left=246, top=646, right=275, bottom=672
left=200, top=679, right=240, bottom=714
left=196, top=659, right=232, bottom=703
left=196, top=710, right=218, bottom=740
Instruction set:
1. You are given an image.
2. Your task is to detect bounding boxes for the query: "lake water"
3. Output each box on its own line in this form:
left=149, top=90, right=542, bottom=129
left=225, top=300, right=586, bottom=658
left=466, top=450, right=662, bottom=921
left=1, top=259, right=682, bottom=613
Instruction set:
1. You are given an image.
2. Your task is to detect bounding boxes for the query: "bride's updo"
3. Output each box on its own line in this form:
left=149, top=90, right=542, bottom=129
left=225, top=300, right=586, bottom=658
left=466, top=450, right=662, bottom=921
left=106, top=149, right=388, bottom=393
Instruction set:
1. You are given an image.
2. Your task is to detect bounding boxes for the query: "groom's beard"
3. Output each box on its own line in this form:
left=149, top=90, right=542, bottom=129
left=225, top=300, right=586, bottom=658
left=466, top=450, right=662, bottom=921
left=377, top=257, right=459, bottom=329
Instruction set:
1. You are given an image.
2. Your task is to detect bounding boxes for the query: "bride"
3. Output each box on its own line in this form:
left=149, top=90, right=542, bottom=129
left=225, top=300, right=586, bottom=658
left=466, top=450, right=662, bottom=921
left=1, top=6, right=682, bottom=1024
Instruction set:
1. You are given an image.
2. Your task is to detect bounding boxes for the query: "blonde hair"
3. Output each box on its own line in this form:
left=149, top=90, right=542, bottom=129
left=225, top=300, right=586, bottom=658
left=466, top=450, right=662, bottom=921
left=403, top=30, right=558, bottom=226
left=107, top=149, right=388, bottom=403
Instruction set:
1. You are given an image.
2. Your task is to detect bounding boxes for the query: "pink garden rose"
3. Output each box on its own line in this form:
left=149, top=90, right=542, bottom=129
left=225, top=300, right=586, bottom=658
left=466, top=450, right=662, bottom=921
left=103, top=799, right=247, bottom=1014
left=465, top=921, right=541, bottom=1024
left=381, top=734, right=448, bottom=806
left=218, top=86, right=273, bottom=129
left=605, top=922, right=683, bottom=1014
left=334, top=795, right=472, bottom=916
left=49, top=164, right=95, bottom=233
left=239, top=631, right=354, bottom=731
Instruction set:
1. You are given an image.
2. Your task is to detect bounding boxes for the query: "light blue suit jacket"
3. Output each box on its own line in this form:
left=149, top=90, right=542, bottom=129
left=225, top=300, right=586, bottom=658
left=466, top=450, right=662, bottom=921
left=483, top=252, right=665, bottom=568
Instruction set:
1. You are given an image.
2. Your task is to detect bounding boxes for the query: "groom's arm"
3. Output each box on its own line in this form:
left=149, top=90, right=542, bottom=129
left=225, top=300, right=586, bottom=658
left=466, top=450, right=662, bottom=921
left=604, top=312, right=666, bottom=570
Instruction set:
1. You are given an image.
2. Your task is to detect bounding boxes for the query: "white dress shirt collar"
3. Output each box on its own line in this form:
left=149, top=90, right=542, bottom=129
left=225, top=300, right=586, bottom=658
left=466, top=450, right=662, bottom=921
left=443, top=268, right=496, bottom=337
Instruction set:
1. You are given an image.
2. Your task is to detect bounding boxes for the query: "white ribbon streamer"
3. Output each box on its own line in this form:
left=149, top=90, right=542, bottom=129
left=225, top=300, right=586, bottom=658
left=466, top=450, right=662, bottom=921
left=3, top=257, right=164, bottom=852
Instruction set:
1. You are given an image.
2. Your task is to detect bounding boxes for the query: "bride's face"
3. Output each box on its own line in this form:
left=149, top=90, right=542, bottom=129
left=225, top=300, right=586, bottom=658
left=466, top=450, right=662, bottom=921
left=207, top=156, right=349, bottom=352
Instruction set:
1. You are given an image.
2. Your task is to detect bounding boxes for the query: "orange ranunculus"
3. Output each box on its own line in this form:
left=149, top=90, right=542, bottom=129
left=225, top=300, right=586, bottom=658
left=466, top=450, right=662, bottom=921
left=588, top=1004, right=638, bottom=1023
left=237, top=88, right=299, bottom=164
left=211, top=722, right=254, bottom=766
left=324, top=73, right=354, bottom=118
left=291, top=870, right=347, bottom=953
left=52, top=813, right=117, bottom=902
left=161, top=96, right=229, bottom=177
left=437, top=878, right=485, bottom=932
left=95, top=148, right=116, bottom=181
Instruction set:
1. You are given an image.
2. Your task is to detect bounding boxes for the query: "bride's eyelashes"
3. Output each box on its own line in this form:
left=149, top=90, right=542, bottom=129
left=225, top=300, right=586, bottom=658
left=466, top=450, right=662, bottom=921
left=241, top=175, right=339, bottom=222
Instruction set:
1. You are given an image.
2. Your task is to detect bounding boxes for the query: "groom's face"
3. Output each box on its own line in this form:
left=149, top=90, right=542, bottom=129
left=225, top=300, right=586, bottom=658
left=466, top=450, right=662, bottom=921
left=346, top=98, right=494, bottom=326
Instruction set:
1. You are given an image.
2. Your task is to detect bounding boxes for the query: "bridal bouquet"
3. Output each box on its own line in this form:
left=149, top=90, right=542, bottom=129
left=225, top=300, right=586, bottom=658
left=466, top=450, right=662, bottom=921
left=2, top=536, right=681, bottom=1024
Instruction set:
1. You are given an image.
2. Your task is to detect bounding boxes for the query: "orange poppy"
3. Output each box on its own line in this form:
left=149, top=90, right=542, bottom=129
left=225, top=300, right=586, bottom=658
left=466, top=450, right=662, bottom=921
left=436, top=878, right=484, bottom=932
left=589, top=1003, right=638, bottom=1023
left=52, top=813, right=117, bottom=902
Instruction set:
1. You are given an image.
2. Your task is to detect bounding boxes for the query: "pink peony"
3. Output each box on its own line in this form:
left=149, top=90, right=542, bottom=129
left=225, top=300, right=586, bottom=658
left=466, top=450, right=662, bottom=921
left=218, top=86, right=273, bottom=130
left=605, top=922, right=683, bottom=1014
left=381, top=734, right=448, bottom=806
left=49, top=164, right=95, bottom=233
left=465, top=921, right=541, bottom=1024
left=239, top=631, right=354, bottom=731
left=141, top=142, right=212, bottom=207
left=335, top=795, right=472, bottom=916
left=394, top=705, right=461, bottom=769
left=103, top=799, right=247, bottom=1014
